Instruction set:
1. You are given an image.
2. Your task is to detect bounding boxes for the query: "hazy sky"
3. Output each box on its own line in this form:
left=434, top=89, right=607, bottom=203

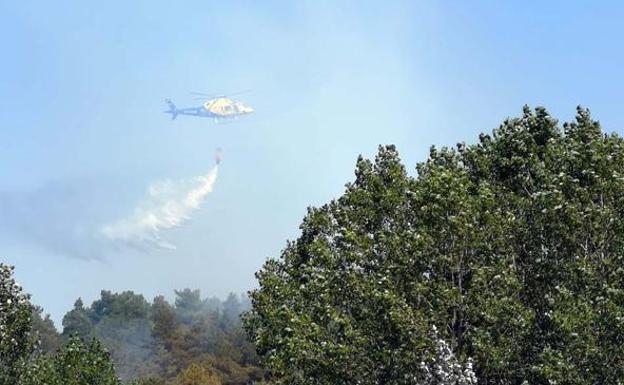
left=2, top=1, right=624, bottom=326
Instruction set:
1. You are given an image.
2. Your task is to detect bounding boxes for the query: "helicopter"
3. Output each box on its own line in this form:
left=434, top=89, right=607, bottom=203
left=164, top=92, right=254, bottom=122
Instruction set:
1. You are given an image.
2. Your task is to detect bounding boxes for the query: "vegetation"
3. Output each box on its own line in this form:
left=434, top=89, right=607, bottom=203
left=5, top=106, right=624, bottom=384
left=59, top=289, right=264, bottom=383
left=1, top=263, right=123, bottom=385
left=20, top=336, right=122, bottom=385
left=0, top=263, right=263, bottom=384
left=0, top=264, right=35, bottom=385
left=245, top=107, right=624, bottom=384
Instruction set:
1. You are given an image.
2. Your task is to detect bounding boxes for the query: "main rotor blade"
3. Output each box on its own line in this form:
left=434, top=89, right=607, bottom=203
left=190, top=91, right=214, bottom=97
left=190, top=90, right=252, bottom=98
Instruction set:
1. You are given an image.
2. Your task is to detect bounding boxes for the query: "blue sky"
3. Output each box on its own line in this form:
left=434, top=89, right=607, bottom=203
left=1, top=1, right=623, bottom=326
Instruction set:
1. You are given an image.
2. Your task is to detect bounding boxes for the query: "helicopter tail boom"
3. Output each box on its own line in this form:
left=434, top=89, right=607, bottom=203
left=164, top=99, right=178, bottom=120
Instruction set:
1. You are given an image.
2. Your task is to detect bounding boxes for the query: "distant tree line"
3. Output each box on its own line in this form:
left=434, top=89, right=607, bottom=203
left=60, top=287, right=265, bottom=384
left=1, top=263, right=266, bottom=385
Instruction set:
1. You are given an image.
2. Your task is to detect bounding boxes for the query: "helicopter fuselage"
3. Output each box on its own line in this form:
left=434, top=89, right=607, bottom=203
left=164, top=97, right=254, bottom=121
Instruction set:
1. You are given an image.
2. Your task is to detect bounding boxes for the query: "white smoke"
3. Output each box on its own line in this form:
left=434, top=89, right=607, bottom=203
left=99, top=166, right=219, bottom=250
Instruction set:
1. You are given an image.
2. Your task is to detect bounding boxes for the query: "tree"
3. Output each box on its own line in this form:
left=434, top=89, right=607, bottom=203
left=151, top=295, right=178, bottom=346
left=1, top=264, right=129, bottom=384
left=30, top=306, right=61, bottom=354
left=245, top=107, right=624, bottom=384
left=91, top=290, right=150, bottom=323
left=221, top=293, right=242, bottom=330
left=131, top=378, right=167, bottom=385
left=174, top=363, right=221, bottom=385
left=19, top=336, right=122, bottom=385
left=174, top=289, right=204, bottom=325
left=0, top=264, right=34, bottom=385
left=62, top=298, right=93, bottom=339
left=51, top=289, right=262, bottom=384
left=419, top=326, right=477, bottom=385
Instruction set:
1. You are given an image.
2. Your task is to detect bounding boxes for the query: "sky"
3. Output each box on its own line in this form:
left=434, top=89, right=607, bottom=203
left=1, top=1, right=624, bottom=326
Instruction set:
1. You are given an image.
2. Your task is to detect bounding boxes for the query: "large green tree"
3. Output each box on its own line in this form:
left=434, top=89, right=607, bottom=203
left=0, top=264, right=34, bottom=385
left=245, top=107, right=624, bottom=384
left=19, top=336, right=122, bottom=385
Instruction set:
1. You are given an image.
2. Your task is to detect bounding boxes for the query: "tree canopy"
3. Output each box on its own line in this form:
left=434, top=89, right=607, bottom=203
left=0, top=263, right=262, bottom=385
left=0, top=264, right=34, bottom=385
left=61, top=288, right=263, bottom=384
left=20, top=336, right=122, bottom=385
left=245, top=107, right=624, bottom=384
left=0, top=264, right=123, bottom=385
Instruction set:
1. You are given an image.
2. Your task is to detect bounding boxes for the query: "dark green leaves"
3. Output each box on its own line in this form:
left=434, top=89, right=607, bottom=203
left=245, top=107, right=624, bottom=384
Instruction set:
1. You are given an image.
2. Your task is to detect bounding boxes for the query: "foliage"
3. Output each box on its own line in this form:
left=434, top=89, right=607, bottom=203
left=174, top=363, right=221, bottom=385
left=0, top=263, right=34, bottom=385
left=131, top=378, right=168, bottom=385
left=245, top=107, right=624, bottom=384
left=1, top=264, right=125, bottom=385
left=62, top=298, right=93, bottom=339
left=420, top=326, right=477, bottom=385
left=57, top=288, right=263, bottom=384
left=1, top=261, right=260, bottom=385
left=19, top=336, right=122, bottom=385
left=31, top=306, right=61, bottom=354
